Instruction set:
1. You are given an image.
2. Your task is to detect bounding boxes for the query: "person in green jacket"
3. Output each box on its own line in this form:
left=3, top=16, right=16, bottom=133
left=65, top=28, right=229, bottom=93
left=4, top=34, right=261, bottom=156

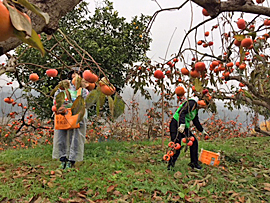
left=168, top=97, right=210, bottom=170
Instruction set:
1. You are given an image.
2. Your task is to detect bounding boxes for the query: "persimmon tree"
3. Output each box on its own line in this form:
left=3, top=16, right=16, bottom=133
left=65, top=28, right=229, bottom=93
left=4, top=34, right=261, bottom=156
left=2, top=0, right=151, bottom=126
left=130, top=0, right=270, bottom=136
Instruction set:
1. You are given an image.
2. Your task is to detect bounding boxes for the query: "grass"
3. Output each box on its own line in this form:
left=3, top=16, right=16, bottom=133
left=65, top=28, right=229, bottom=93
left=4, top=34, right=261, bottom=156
left=0, top=136, right=270, bottom=202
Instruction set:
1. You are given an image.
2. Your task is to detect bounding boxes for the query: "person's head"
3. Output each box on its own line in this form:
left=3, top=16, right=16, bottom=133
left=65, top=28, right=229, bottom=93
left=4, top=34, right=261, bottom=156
left=67, top=67, right=82, bottom=80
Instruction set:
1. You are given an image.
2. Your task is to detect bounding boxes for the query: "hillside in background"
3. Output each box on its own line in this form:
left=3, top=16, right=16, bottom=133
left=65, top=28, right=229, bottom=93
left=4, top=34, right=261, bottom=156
left=0, top=85, right=261, bottom=127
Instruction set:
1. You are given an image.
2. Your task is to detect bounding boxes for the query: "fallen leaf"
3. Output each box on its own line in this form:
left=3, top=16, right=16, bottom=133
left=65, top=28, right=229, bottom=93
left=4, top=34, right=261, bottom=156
left=264, top=187, right=270, bottom=191
left=174, top=171, right=182, bottom=179
left=113, top=190, right=122, bottom=196
left=47, top=182, right=54, bottom=188
left=77, top=192, right=86, bottom=198
left=114, top=170, right=122, bottom=174
left=107, top=184, right=118, bottom=193
left=263, top=183, right=270, bottom=188
left=145, top=169, right=152, bottom=174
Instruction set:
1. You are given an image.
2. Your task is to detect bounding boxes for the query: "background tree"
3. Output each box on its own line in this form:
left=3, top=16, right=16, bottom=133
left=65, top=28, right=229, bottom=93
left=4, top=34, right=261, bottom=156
left=8, top=0, right=151, bottom=119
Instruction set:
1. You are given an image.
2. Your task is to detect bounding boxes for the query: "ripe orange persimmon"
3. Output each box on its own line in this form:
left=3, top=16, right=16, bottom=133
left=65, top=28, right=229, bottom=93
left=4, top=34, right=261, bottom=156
left=51, top=105, right=57, bottom=112
left=163, top=154, right=170, bottom=161
left=29, top=73, right=39, bottom=82
left=4, top=97, right=13, bottom=104
left=100, top=85, right=116, bottom=96
left=234, top=39, right=241, bottom=47
left=175, top=86, right=186, bottom=96
left=256, top=0, right=265, bottom=3
left=197, top=100, right=207, bottom=107
left=226, top=62, right=234, bottom=67
left=190, top=137, right=195, bottom=142
left=174, top=143, right=181, bottom=150
left=46, top=69, right=58, bottom=77
left=86, top=83, right=95, bottom=91
left=168, top=141, right=175, bottom=148
left=264, top=19, right=270, bottom=26
left=237, top=18, right=246, bottom=30
left=239, top=82, right=245, bottom=87
left=182, top=138, right=187, bottom=143
left=83, top=70, right=99, bottom=83
left=173, top=58, right=179, bottom=63
left=239, top=63, right=246, bottom=70
left=187, top=140, right=193, bottom=146
left=154, top=70, right=164, bottom=79
left=204, top=31, right=209, bottom=37
left=190, top=70, right=200, bottom=78
left=167, top=150, right=174, bottom=157
left=241, top=38, right=253, bottom=48
left=195, top=62, right=206, bottom=72
left=0, top=2, right=14, bottom=42
left=181, top=67, right=189, bottom=75
left=202, top=8, right=209, bottom=16
left=212, top=61, right=219, bottom=67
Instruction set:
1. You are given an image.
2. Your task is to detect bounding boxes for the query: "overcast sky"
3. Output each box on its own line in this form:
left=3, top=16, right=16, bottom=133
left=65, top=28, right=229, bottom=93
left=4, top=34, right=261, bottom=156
left=1, top=0, right=204, bottom=86
left=86, top=0, right=206, bottom=63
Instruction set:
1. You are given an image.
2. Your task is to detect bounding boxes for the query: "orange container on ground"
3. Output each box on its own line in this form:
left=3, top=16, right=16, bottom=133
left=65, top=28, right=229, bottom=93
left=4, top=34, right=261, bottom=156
left=198, top=148, right=220, bottom=166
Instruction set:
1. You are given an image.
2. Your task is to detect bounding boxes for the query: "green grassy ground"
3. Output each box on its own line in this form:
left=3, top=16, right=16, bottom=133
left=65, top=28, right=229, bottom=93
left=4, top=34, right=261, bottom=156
left=0, top=136, right=269, bottom=202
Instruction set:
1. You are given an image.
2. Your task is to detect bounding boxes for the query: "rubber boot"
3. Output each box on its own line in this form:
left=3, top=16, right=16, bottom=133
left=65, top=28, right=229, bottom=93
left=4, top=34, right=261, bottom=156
left=59, top=161, right=66, bottom=169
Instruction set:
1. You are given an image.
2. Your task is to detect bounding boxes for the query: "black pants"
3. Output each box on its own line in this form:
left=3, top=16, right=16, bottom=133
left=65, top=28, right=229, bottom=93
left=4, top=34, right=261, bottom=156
left=169, top=118, right=199, bottom=165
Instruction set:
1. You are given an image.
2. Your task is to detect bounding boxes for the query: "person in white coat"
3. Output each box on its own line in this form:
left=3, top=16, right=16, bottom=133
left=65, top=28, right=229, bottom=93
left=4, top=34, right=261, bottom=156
left=52, top=69, right=88, bottom=169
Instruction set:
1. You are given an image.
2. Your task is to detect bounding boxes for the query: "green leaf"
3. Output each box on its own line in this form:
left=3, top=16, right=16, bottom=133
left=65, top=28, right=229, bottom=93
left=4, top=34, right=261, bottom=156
left=73, top=74, right=82, bottom=90
left=11, top=0, right=50, bottom=24
left=6, top=3, right=32, bottom=36
left=210, top=73, right=216, bottom=86
left=178, top=192, right=185, bottom=198
left=194, top=78, right=203, bottom=92
left=234, top=34, right=245, bottom=41
left=13, top=29, right=45, bottom=56
left=50, top=84, right=61, bottom=96
left=85, top=89, right=98, bottom=109
left=113, top=94, right=125, bottom=119
left=108, top=95, right=114, bottom=118
left=77, top=106, right=85, bottom=123
left=71, top=95, right=85, bottom=115
left=243, top=90, right=253, bottom=100
left=99, top=90, right=106, bottom=108
left=55, top=92, right=65, bottom=109
left=254, top=54, right=265, bottom=62
left=239, top=46, right=244, bottom=64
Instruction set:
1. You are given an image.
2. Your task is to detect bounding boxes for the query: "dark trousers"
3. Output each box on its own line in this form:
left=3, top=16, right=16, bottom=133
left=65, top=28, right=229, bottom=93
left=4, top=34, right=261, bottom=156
left=169, top=118, right=199, bottom=165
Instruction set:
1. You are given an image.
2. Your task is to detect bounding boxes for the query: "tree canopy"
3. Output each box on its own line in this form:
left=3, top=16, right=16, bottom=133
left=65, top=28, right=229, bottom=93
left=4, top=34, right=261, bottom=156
left=5, top=0, right=151, bottom=119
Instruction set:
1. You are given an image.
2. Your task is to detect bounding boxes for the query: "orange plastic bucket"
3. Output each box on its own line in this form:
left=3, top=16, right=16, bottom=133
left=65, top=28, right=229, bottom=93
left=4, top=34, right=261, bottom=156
left=198, top=148, right=220, bottom=166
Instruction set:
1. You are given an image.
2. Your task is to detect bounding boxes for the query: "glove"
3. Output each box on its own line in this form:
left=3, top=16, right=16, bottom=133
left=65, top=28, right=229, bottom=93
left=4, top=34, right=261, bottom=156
left=56, top=106, right=67, bottom=115
left=178, top=124, right=185, bottom=133
left=202, top=130, right=209, bottom=136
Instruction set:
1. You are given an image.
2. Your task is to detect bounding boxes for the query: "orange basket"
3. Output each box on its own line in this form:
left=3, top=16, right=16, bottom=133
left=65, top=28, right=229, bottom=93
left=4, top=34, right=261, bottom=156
left=198, top=148, right=220, bottom=166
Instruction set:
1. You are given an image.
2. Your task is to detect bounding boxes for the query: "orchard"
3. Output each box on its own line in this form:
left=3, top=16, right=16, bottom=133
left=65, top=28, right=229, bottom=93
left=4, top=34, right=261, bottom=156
left=0, top=0, right=270, bottom=202
left=0, top=0, right=269, bottom=149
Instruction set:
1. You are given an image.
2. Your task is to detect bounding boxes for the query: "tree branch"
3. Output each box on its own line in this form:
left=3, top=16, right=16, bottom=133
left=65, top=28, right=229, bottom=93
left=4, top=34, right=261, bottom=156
left=0, top=0, right=82, bottom=56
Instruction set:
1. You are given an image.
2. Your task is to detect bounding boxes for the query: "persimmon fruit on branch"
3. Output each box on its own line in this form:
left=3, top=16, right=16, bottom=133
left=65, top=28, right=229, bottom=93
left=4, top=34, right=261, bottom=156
left=0, top=1, right=13, bottom=42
